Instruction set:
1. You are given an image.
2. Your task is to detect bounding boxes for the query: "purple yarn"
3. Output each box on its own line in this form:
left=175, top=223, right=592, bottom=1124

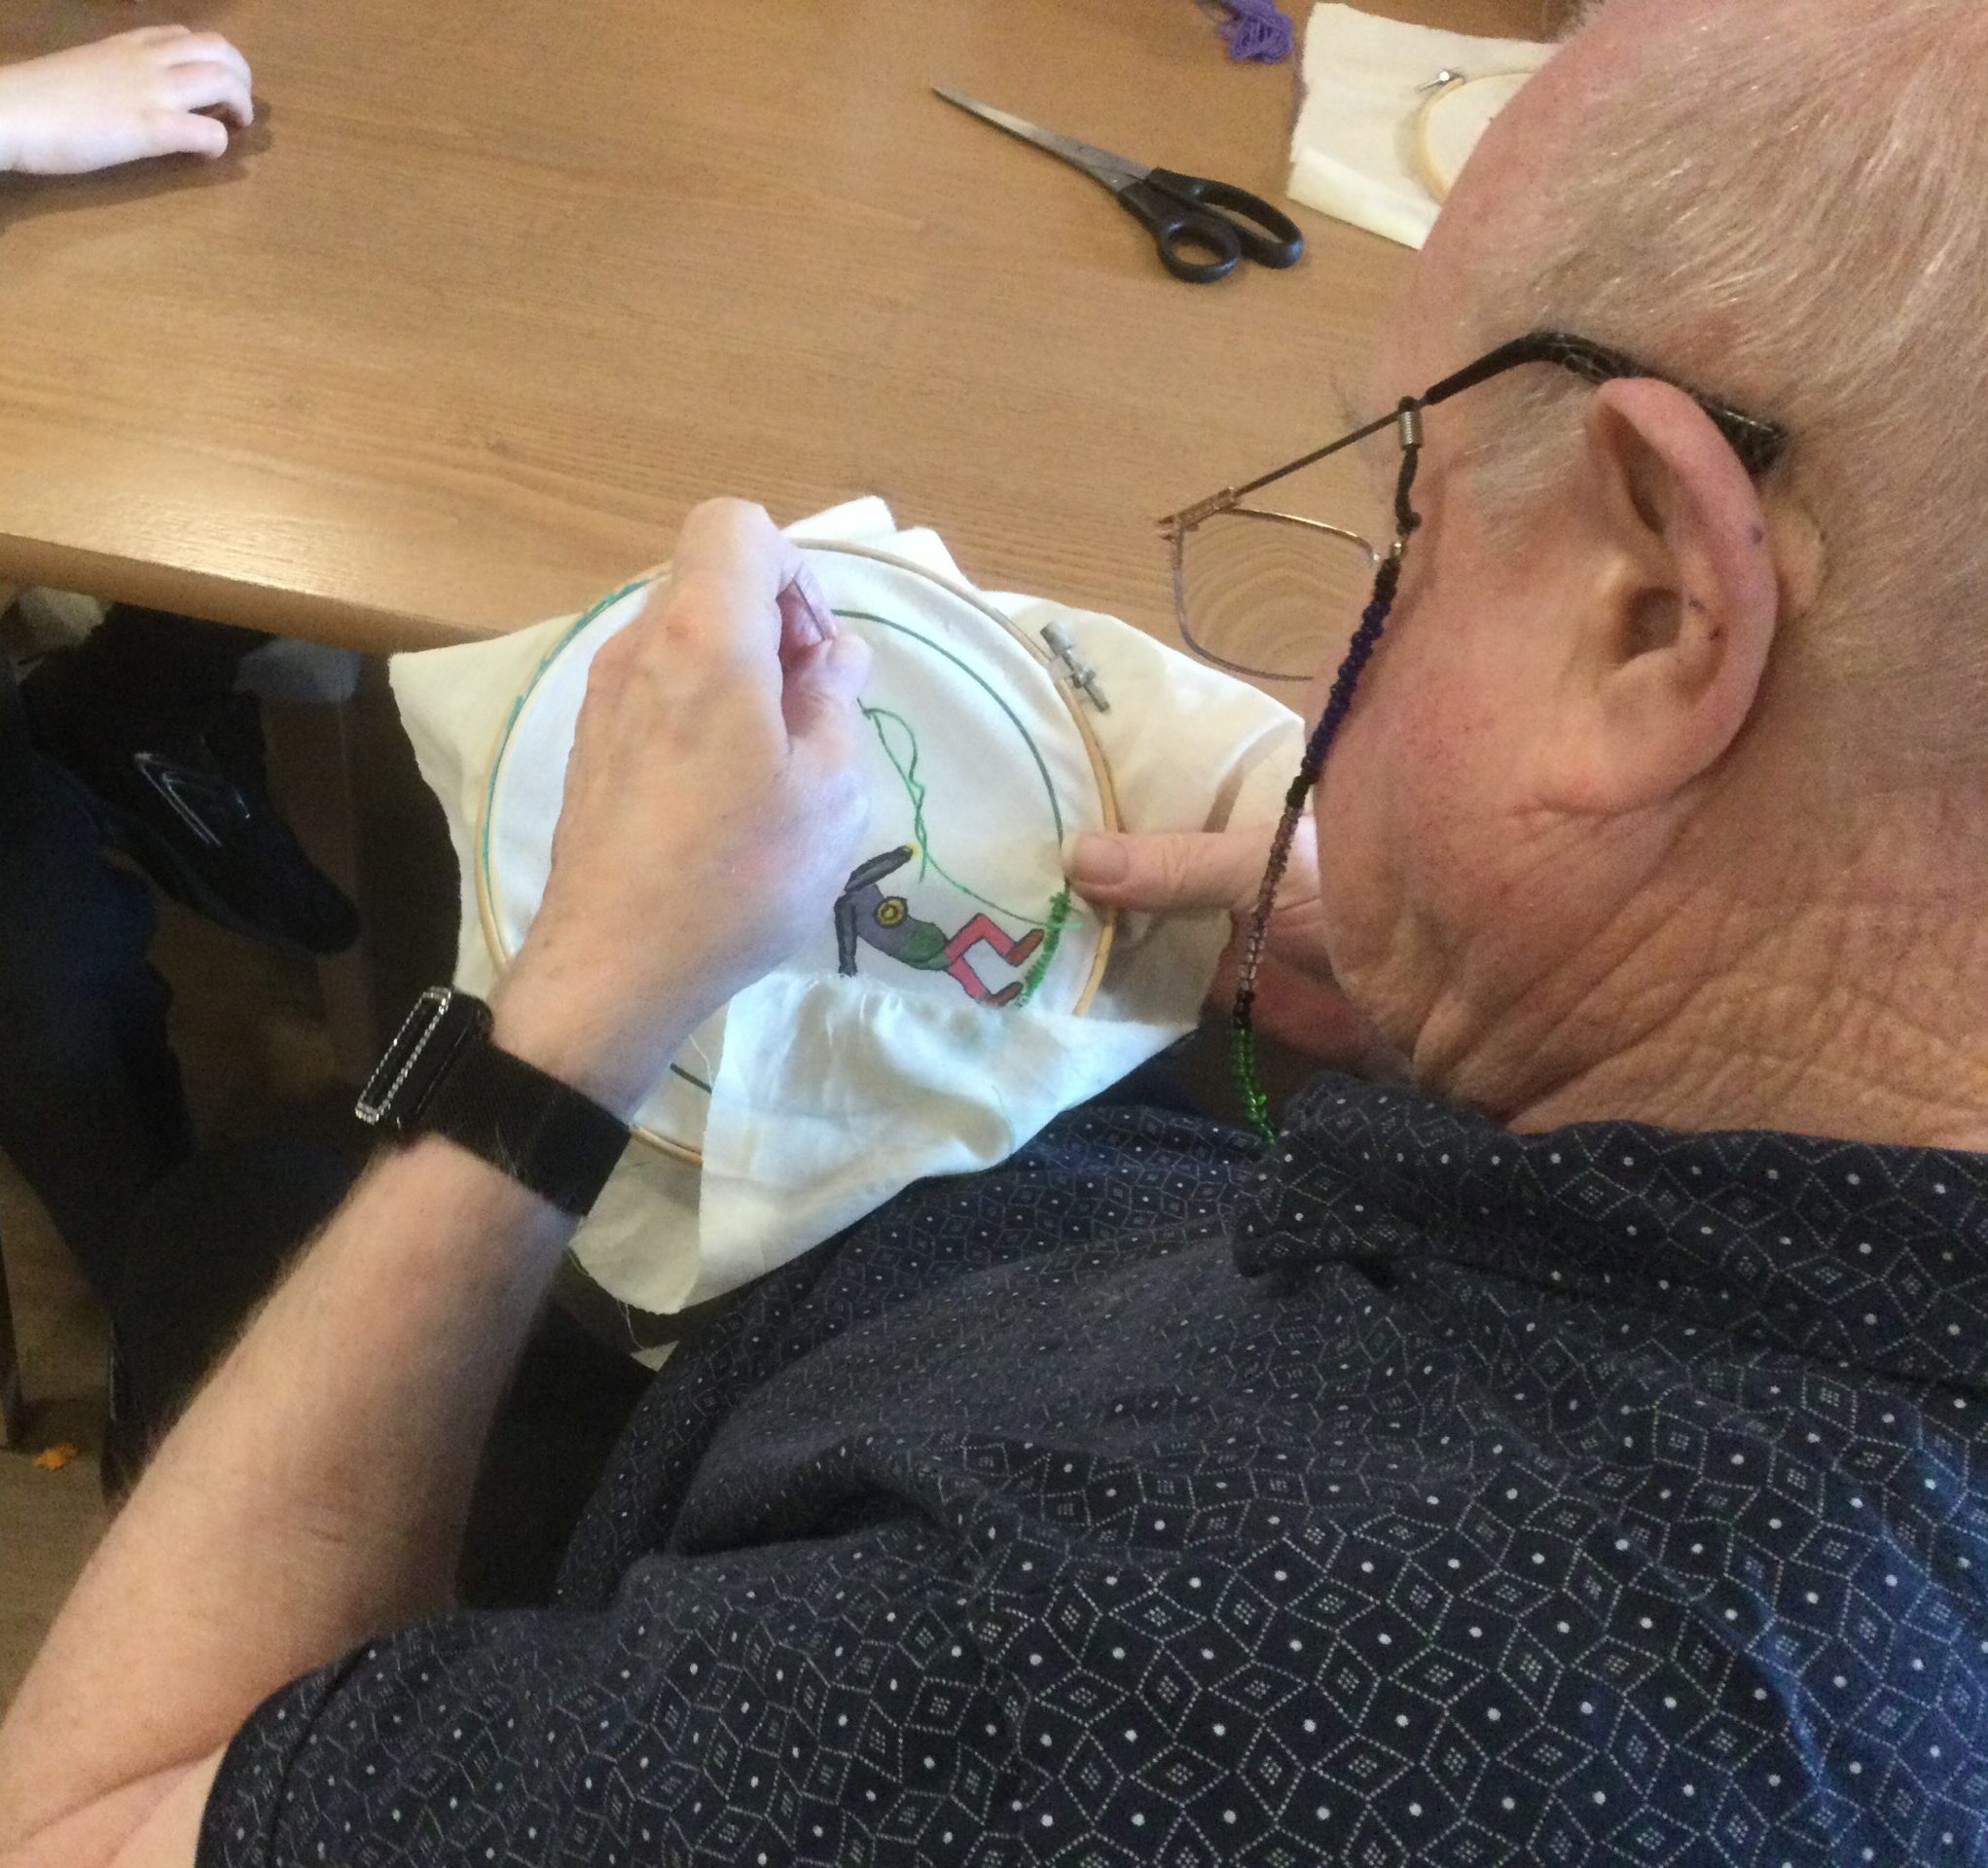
left=1212, top=0, right=1294, bottom=63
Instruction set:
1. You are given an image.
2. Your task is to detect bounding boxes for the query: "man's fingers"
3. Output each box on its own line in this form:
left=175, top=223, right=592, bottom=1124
left=811, top=628, right=871, bottom=705
left=1065, top=824, right=1276, bottom=915
left=782, top=633, right=873, bottom=870
left=777, top=557, right=837, bottom=665
left=658, top=501, right=817, bottom=718
left=672, top=500, right=802, bottom=631
left=783, top=630, right=870, bottom=755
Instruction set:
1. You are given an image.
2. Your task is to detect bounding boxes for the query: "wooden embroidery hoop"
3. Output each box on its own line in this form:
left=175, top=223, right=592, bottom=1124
left=1411, top=67, right=1536, bottom=205
left=475, top=538, right=1122, bottom=1168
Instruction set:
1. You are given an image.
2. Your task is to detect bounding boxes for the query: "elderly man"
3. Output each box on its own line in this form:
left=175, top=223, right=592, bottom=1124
left=5, top=0, right=1985, bottom=1860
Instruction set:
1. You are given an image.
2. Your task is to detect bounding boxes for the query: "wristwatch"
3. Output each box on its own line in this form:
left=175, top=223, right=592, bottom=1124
left=354, top=987, right=629, bottom=1216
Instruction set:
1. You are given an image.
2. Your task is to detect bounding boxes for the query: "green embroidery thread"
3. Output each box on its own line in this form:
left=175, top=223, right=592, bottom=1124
left=1231, top=1020, right=1275, bottom=1143
left=1016, top=885, right=1074, bottom=1008
left=858, top=702, right=1081, bottom=1009
left=860, top=704, right=1049, bottom=929
left=835, top=609, right=1066, bottom=842
left=845, top=605, right=1088, bottom=1008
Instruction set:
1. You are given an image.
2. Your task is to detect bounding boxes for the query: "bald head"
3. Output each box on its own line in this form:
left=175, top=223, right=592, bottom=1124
left=1429, top=0, right=1988, bottom=771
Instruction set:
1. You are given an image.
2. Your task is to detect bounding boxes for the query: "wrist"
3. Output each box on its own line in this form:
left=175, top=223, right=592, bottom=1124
left=489, top=970, right=691, bottom=1124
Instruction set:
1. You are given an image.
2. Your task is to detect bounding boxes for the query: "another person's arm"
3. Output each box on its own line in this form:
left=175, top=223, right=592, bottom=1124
left=0, top=501, right=871, bottom=1868
left=0, top=26, right=252, bottom=176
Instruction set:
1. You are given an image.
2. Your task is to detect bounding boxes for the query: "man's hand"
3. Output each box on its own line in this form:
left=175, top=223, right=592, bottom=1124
left=1067, top=816, right=1376, bottom=1065
left=494, top=499, right=871, bottom=1116
left=0, top=27, right=252, bottom=176
left=0, top=509, right=868, bottom=1868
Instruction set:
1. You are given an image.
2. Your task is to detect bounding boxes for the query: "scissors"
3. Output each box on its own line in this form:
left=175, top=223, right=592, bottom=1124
left=934, top=87, right=1304, bottom=285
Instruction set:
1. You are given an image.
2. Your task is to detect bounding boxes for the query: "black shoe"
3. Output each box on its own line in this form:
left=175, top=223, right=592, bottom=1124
left=21, top=612, right=361, bottom=956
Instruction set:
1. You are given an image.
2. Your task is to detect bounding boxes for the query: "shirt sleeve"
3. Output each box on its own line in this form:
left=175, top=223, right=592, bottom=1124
left=196, top=1524, right=1115, bottom=1868
left=195, top=1109, right=1275, bottom=1866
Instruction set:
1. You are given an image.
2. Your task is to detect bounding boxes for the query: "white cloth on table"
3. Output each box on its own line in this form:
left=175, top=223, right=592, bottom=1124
left=390, top=499, right=1302, bottom=1320
left=1287, top=4, right=1551, bottom=250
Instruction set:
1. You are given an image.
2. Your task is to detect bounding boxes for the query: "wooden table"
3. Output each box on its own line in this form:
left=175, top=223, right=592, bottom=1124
left=0, top=0, right=1541, bottom=653
left=0, top=0, right=1552, bottom=1433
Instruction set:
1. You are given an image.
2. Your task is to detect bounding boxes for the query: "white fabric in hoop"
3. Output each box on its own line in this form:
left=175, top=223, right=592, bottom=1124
left=391, top=499, right=1303, bottom=1320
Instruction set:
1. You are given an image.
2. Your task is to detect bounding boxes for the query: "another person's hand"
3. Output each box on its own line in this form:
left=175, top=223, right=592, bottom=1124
left=494, top=500, right=872, bottom=1116
left=1068, top=816, right=1377, bottom=1065
left=0, top=26, right=252, bottom=176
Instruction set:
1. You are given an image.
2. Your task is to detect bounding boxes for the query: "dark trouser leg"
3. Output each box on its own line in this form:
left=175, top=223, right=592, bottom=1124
left=108, top=1138, right=651, bottom=1608
left=19, top=606, right=361, bottom=957
left=0, top=657, right=193, bottom=1299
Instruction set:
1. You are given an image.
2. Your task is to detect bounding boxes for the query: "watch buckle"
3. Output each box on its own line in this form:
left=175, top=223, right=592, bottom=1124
left=354, top=986, right=461, bottom=1130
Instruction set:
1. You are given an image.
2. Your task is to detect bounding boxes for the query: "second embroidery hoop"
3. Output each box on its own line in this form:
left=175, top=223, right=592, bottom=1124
left=1412, top=67, right=1536, bottom=204
left=476, top=539, right=1121, bottom=1168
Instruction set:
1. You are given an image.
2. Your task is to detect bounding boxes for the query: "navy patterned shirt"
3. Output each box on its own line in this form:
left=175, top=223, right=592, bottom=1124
left=200, top=1076, right=1988, bottom=1865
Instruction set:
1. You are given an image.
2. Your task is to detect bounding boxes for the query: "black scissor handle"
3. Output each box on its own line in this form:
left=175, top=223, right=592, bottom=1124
left=1115, top=178, right=1242, bottom=283
left=1147, top=168, right=1305, bottom=269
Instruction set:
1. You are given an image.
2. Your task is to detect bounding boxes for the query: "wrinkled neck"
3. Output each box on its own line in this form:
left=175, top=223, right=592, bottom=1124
left=1420, top=809, right=1988, bottom=1151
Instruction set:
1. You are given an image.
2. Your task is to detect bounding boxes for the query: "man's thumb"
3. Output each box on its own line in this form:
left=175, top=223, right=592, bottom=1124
left=1065, top=825, right=1273, bottom=914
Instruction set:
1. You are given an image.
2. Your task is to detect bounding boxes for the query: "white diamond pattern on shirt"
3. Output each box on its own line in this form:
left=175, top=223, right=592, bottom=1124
left=202, top=1082, right=1988, bottom=1866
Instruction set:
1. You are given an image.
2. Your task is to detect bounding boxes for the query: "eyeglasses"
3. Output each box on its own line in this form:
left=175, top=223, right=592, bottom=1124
left=1162, top=328, right=1789, bottom=1138
left=1160, top=329, right=1789, bottom=686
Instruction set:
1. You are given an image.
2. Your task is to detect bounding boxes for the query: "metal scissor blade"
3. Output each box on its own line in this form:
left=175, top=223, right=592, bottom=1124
left=932, top=87, right=1147, bottom=191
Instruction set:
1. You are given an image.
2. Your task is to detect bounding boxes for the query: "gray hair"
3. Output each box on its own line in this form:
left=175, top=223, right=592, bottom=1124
left=1467, top=0, right=1988, bottom=766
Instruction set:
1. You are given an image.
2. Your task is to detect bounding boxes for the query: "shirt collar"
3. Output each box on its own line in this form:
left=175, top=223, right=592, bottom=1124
left=1237, top=1074, right=1988, bottom=1389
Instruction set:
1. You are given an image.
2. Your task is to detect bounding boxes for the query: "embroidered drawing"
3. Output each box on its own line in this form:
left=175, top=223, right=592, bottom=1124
left=484, top=570, right=1104, bottom=1168
left=858, top=704, right=1047, bottom=925
left=835, top=845, right=1044, bottom=1007
left=849, top=665, right=1077, bottom=1010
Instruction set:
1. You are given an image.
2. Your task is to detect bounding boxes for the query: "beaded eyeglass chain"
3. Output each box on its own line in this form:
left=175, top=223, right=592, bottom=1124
left=1230, top=399, right=1425, bottom=1140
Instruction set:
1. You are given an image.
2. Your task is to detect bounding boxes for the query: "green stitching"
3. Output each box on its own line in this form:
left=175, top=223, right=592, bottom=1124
left=846, top=604, right=1088, bottom=996
left=1015, top=885, right=1073, bottom=1008
left=861, top=704, right=1050, bottom=929
left=835, top=609, right=1067, bottom=843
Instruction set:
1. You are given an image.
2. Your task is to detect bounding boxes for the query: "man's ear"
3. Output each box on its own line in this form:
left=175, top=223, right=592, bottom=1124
left=1543, top=376, right=1783, bottom=815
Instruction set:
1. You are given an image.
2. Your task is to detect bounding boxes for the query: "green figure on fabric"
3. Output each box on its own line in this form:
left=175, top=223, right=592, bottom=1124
left=834, top=844, right=1044, bottom=1009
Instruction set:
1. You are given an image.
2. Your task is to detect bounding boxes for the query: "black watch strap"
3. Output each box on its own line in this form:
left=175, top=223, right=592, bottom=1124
left=422, top=1037, right=629, bottom=1217
left=356, top=988, right=629, bottom=1217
